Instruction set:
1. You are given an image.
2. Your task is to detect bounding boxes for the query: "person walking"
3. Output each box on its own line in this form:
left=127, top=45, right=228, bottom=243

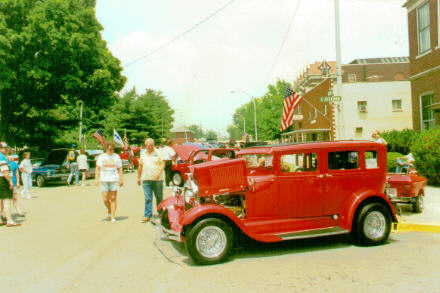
left=160, top=139, right=176, bottom=186
left=66, top=145, right=79, bottom=186
left=372, top=130, right=387, bottom=146
left=0, top=142, right=21, bottom=227
left=19, top=152, right=33, bottom=199
left=7, top=149, right=25, bottom=216
left=95, top=142, right=124, bottom=222
left=77, top=148, right=89, bottom=186
left=137, top=138, right=165, bottom=223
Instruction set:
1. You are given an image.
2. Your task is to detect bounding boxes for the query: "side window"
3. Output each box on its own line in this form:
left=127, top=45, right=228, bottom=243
left=280, top=153, right=318, bottom=173
left=328, top=151, right=359, bottom=170
left=365, top=151, right=378, bottom=169
left=243, top=154, right=273, bottom=169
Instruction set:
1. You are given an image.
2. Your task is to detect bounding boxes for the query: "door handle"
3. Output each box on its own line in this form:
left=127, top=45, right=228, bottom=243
left=325, top=174, right=333, bottom=177
left=317, top=174, right=324, bottom=178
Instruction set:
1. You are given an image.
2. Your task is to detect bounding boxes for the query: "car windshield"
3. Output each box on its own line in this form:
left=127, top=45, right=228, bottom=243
left=240, top=154, right=273, bottom=168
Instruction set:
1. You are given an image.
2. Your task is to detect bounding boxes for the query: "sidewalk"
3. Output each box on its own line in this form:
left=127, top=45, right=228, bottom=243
left=394, top=185, right=440, bottom=233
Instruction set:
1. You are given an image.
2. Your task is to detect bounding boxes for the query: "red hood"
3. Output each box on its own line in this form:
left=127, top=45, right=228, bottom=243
left=172, top=145, right=200, bottom=161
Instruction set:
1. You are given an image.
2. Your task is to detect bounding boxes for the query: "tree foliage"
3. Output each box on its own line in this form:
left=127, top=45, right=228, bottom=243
left=228, top=80, right=291, bottom=141
left=96, top=87, right=174, bottom=146
left=187, top=124, right=204, bottom=139
left=0, top=0, right=126, bottom=149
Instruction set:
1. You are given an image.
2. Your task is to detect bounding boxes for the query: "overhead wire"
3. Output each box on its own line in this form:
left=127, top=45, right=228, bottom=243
left=123, top=0, right=236, bottom=68
left=265, top=0, right=302, bottom=82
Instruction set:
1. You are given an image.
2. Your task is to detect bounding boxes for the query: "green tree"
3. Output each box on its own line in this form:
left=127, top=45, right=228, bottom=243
left=187, top=124, right=204, bottom=139
left=205, top=130, right=218, bottom=141
left=228, top=80, right=290, bottom=141
left=100, top=87, right=174, bottom=146
left=0, top=0, right=126, bottom=149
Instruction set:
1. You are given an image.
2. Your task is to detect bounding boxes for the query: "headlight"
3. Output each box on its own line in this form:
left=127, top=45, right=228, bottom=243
left=386, top=188, right=397, bottom=198
left=184, top=189, right=195, bottom=203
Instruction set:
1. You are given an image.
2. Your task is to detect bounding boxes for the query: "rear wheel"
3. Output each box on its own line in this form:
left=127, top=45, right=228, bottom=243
left=185, top=218, right=233, bottom=265
left=413, top=194, right=424, bottom=213
left=354, top=203, right=391, bottom=246
left=36, top=175, right=46, bottom=187
left=172, top=172, right=183, bottom=187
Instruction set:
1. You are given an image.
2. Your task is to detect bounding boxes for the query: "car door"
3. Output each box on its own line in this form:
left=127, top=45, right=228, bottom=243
left=322, top=149, right=364, bottom=216
left=277, top=150, right=324, bottom=218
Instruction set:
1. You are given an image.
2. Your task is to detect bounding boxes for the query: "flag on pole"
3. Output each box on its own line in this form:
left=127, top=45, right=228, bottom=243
left=113, top=129, right=124, bottom=147
left=92, top=129, right=106, bottom=146
left=123, top=129, right=129, bottom=150
left=280, top=86, right=303, bottom=132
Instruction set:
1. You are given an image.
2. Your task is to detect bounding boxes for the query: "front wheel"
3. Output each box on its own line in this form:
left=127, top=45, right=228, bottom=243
left=354, top=203, right=391, bottom=246
left=36, top=175, right=46, bottom=187
left=413, top=195, right=424, bottom=213
left=185, top=218, right=233, bottom=265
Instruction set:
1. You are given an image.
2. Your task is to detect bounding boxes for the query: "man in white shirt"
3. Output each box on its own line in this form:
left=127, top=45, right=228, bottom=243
left=95, top=142, right=124, bottom=222
left=137, top=138, right=165, bottom=223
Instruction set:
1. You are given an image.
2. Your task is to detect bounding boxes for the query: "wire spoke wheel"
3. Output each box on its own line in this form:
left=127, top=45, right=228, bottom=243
left=196, top=226, right=227, bottom=258
left=363, top=211, right=386, bottom=240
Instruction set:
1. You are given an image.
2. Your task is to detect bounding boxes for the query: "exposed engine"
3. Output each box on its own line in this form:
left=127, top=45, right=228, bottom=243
left=201, top=193, right=246, bottom=218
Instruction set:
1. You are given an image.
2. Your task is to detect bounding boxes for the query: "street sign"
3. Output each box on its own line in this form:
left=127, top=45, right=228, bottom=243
left=292, top=114, right=303, bottom=121
left=320, top=96, right=341, bottom=102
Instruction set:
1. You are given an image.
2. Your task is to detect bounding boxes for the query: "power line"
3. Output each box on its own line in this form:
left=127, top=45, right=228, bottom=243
left=123, top=0, right=236, bottom=68
left=266, top=0, right=302, bottom=82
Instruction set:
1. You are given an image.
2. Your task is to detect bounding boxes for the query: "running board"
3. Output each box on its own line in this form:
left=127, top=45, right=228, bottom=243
left=277, top=226, right=349, bottom=240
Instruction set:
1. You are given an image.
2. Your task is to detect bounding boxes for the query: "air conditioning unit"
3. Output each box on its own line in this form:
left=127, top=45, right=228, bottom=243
left=358, top=105, right=367, bottom=112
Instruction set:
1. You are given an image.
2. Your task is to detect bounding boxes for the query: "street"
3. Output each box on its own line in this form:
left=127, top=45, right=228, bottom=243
left=1, top=173, right=440, bottom=293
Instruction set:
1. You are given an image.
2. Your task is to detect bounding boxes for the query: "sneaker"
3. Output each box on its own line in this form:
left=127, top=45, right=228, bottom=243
left=26, top=196, right=32, bottom=199
left=6, top=221, right=21, bottom=227
left=111, top=218, right=117, bottom=223
left=141, top=217, right=150, bottom=223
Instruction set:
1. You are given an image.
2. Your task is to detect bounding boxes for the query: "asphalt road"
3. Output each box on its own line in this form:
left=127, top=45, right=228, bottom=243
left=1, top=173, right=440, bottom=293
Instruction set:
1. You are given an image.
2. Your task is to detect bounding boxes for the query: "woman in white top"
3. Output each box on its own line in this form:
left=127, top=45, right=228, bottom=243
left=95, top=142, right=123, bottom=222
left=372, top=130, right=387, bottom=146
left=19, top=152, right=32, bottom=199
left=77, top=148, right=89, bottom=186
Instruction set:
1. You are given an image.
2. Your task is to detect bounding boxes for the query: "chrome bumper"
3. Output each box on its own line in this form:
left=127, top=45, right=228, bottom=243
left=151, top=216, right=183, bottom=242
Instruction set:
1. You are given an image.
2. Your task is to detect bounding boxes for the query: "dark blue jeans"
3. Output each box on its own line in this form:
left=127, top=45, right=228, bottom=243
left=142, top=180, right=163, bottom=217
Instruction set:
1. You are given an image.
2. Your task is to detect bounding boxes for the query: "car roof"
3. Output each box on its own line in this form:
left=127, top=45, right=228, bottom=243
left=237, top=140, right=384, bottom=155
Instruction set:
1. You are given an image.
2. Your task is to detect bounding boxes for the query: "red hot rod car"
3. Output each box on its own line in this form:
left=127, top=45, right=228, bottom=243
left=153, top=141, right=397, bottom=265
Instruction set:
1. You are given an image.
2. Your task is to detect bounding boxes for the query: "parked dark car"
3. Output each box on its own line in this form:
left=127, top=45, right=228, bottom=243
left=32, top=149, right=101, bottom=187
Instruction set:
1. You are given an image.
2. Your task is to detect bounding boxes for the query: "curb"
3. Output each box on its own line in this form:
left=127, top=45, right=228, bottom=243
left=392, top=222, right=440, bottom=233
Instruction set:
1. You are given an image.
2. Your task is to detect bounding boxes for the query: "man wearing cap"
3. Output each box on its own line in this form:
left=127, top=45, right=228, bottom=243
left=0, top=142, right=21, bottom=227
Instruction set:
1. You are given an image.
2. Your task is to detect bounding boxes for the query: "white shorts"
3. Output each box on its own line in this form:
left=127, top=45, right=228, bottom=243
left=101, top=181, right=120, bottom=192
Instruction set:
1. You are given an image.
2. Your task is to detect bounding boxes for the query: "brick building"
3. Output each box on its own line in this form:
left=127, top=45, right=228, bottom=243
left=404, top=0, right=440, bottom=130
left=289, top=58, right=412, bottom=141
left=170, top=126, right=195, bottom=144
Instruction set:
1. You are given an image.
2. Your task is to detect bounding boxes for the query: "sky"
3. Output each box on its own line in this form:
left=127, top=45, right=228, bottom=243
left=95, top=0, right=409, bottom=136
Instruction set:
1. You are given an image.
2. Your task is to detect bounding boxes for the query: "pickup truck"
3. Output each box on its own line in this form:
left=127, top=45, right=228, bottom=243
left=385, top=172, right=427, bottom=213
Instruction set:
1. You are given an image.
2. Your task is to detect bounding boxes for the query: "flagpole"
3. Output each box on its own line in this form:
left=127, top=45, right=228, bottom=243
left=334, top=0, right=344, bottom=140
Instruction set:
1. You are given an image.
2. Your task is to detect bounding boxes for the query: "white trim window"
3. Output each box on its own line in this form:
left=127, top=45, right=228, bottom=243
left=357, top=101, right=367, bottom=112
left=323, top=104, right=327, bottom=115
left=420, top=93, right=435, bottom=129
left=417, top=2, right=431, bottom=54
left=313, top=109, right=317, bottom=119
left=392, top=99, right=403, bottom=111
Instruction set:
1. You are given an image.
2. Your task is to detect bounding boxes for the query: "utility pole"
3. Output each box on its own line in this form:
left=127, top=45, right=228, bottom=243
left=79, top=100, right=83, bottom=144
left=334, top=0, right=344, bottom=140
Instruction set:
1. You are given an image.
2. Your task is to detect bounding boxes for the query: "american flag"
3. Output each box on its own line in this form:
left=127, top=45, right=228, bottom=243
left=280, top=86, right=303, bottom=132
left=123, top=129, right=129, bottom=150
left=92, top=129, right=106, bottom=146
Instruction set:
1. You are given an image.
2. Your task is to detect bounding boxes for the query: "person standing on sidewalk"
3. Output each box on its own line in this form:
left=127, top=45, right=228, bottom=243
left=160, top=139, right=176, bottom=186
left=7, top=149, right=25, bottom=216
left=77, top=148, right=89, bottom=186
left=19, top=152, right=33, bottom=199
left=0, top=142, right=21, bottom=227
left=66, top=145, right=79, bottom=186
left=137, top=138, right=165, bottom=223
left=95, top=142, right=124, bottom=222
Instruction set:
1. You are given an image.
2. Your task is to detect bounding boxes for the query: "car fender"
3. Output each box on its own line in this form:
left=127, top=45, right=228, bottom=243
left=339, top=190, right=398, bottom=231
left=157, top=196, right=178, bottom=211
left=179, top=204, right=280, bottom=242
